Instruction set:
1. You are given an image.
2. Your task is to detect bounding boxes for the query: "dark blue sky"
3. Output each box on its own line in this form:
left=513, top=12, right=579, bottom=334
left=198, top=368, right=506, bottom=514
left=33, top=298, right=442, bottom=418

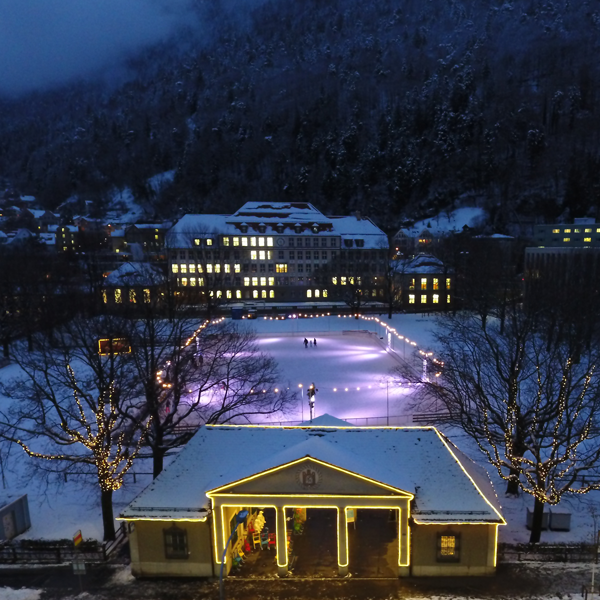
left=0, top=0, right=196, bottom=96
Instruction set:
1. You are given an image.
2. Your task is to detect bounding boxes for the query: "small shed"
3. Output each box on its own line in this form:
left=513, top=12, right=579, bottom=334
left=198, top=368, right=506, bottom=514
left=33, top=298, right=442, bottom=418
left=0, top=494, right=31, bottom=540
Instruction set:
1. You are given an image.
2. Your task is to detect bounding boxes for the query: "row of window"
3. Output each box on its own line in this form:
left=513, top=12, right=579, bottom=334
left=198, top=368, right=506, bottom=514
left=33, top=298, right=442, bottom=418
left=161, top=525, right=460, bottom=563
left=191, top=236, right=340, bottom=248
left=332, top=276, right=362, bottom=285
left=552, top=228, right=600, bottom=234
left=102, top=289, right=152, bottom=304
left=409, top=278, right=451, bottom=291
left=562, top=237, right=594, bottom=242
left=408, top=294, right=451, bottom=304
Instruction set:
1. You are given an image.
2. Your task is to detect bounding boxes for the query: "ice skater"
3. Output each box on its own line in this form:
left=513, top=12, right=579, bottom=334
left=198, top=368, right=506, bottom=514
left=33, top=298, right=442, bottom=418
left=304, top=338, right=309, bottom=348
left=313, top=338, right=317, bottom=347
left=310, top=340, right=313, bottom=347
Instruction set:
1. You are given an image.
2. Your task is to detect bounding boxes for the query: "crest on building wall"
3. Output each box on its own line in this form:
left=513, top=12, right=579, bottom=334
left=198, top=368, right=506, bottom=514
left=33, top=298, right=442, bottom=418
left=295, top=465, right=322, bottom=490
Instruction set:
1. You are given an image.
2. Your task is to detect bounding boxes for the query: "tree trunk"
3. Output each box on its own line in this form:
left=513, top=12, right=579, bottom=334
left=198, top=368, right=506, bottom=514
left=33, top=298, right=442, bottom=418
left=528, top=497, right=545, bottom=544
left=2, top=338, right=9, bottom=359
left=101, top=489, right=116, bottom=541
left=153, top=445, right=166, bottom=479
left=506, top=473, right=520, bottom=495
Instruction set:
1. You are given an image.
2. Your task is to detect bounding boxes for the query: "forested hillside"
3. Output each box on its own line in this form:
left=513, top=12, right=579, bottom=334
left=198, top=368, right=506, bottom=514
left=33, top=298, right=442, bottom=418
left=1, top=0, right=600, bottom=231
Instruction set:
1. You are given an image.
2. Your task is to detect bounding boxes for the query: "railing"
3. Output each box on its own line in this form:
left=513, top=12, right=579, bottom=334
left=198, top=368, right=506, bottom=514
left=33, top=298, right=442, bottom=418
left=0, top=522, right=128, bottom=564
left=498, top=542, right=598, bottom=563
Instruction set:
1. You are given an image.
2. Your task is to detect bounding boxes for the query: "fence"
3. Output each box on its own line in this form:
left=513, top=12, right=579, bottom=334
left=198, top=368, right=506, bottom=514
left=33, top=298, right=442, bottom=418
left=498, top=542, right=598, bottom=563
left=0, top=522, right=127, bottom=564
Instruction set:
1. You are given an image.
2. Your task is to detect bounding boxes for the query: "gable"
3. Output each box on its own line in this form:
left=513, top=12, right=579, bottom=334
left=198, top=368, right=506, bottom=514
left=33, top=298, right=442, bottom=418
left=211, top=457, right=412, bottom=497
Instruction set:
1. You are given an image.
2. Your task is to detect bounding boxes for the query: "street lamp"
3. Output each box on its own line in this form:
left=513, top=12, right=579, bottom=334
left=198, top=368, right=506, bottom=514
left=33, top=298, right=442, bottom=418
left=220, top=509, right=249, bottom=600
left=299, top=384, right=303, bottom=422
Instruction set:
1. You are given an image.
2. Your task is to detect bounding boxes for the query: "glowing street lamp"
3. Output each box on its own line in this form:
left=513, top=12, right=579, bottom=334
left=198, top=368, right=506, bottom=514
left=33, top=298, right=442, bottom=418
left=220, top=509, right=249, bottom=600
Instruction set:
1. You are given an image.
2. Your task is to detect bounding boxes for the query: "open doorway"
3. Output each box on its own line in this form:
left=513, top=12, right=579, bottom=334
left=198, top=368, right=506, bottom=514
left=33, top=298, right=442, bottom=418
left=234, top=507, right=278, bottom=577
left=347, top=508, right=398, bottom=577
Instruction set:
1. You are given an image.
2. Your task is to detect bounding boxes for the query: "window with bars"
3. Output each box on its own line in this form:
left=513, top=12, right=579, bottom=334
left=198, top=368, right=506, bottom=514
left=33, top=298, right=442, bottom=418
left=437, top=533, right=460, bottom=562
left=164, top=526, right=188, bottom=559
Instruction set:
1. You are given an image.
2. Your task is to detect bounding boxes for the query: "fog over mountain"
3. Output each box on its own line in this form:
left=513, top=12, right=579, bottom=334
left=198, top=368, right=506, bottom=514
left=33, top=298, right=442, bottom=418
left=1, top=0, right=600, bottom=230
left=0, top=0, right=198, bottom=96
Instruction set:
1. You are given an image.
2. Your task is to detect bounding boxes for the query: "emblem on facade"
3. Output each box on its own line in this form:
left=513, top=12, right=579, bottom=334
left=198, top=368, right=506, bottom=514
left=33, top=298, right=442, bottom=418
left=296, top=465, right=322, bottom=489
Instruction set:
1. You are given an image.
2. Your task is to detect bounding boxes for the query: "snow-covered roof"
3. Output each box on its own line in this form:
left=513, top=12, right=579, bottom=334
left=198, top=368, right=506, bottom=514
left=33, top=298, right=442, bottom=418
left=166, top=204, right=386, bottom=249
left=392, top=254, right=447, bottom=274
left=104, top=262, right=166, bottom=286
left=121, top=421, right=504, bottom=524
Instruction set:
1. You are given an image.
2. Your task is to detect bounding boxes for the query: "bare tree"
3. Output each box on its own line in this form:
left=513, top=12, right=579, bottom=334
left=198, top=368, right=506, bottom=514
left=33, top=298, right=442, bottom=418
left=426, top=309, right=600, bottom=543
left=0, top=315, right=148, bottom=540
left=124, top=314, right=297, bottom=478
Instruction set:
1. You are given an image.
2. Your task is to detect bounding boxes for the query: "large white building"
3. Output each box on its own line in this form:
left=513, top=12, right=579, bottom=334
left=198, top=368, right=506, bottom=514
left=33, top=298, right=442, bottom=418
left=165, top=202, right=389, bottom=304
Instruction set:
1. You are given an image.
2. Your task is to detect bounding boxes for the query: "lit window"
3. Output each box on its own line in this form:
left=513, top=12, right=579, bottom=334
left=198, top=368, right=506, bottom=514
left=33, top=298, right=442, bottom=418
left=154, top=234, right=159, bottom=240
left=597, top=229, right=600, bottom=233
left=216, top=290, right=222, bottom=298
left=258, top=237, right=265, bottom=247
left=241, top=237, right=248, bottom=246
left=409, top=294, right=415, bottom=304
left=234, top=264, right=241, bottom=273
left=206, top=264, right=213, bottom=273
left=585, top=237, right=592, bottom=242
left=172, top=264, right=179, bottom=273
left=268, top=277, right=274, bottom=285
left=341, top=277, right=347, bottom=285
left=421, top=295, right=427, bottom=303
left=250, top=237, right=257, bottom=247
left=574, top=229, right=580, bottom=233
left=409, top=278, right=415, bottom=290
left=251, top=251, right=257, bottom=260
left=223, top=236, right=230, bottom=246
left=349, top=276, right=355, bottom=285
left=447, top=294, right=451, bottom=303
left=164, top=525, right=188, bottom=560
left=585, top=229, right=592, bottom=233
left=261, top=289, right=267, bottom=298
left=437, top=533, right=460, bottom=562
left=260, top=277, right=266, bottom=286
left=433, top=294, right=439, bottom=304
left=199, top=277, right=204, bottom=286
left=236, top=290, right=242, bottom=299
left=315, top=290, right=320, bottom=298
left=144, top=289, right=150, bottom=303
left=307, top=290, right=312, bottom=298
left=226, top=290, right=232, bottom=299
left=102, top=290, right=107, bottom=304
left=267, top=237, right=273, bottom=246
left=189, top=264, right=196, bottom=273
left=564, top=229, right=571, bottom=233
left=194, top=239, right=200, bottom=246
left=252, top=277, right=258, bottom=286
left=214, top=264, right=221, bottom=274
left=224, top=264, right=231, bottom=273
left=181, top=278, right=188, bottom=286
left=323, top=289, right=328, bottom=298
left=180, top=264, right=187, bottom=274
left=244, top=277, right=250, bottom=286
left=115, top=289, right=122, bottom=304
left=276, top=264, right=288, bottom=273
left=253, top=290, right=258, bottom=298
left=259, top=250, right=266, bottom=260
left=433, top=278, right=439, bottom=290
left=206, top=239, right=213, bottom=246
left=563, top=238, right=570, bottom=242
left=269, top=290, right=274, bottom=298
left=190, top=278, right=196, bottom=286
left=233, top=237, right=239, bottom=246
left=332, top=277, right=338, bottom=285
left=446, top=278, right=451, bottom=289
left=552, top=229, right=560, bottom=234
left=129, top=289, right=136, bottom=303
left=421, top=278, right=427, bottom=290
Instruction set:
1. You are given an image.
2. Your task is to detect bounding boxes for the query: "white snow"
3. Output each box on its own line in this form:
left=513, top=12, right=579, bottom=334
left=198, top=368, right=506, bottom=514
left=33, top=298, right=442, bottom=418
left=0, top=588, right=41, bottom=600
left=1, top=313, right=599, bottom=546
left=401, top=207, right=486, bottom=237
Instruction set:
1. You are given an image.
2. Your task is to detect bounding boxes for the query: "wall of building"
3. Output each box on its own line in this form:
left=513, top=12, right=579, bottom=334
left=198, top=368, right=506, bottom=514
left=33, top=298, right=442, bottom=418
left=410, top=523, right=496, bottom=576
left=129, top=520, right=214, bottom=578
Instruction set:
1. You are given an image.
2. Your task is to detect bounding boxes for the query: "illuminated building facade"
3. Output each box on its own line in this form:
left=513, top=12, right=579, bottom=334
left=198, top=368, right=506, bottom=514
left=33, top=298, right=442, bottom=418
left=165, top=202, right=388, bottom=304
left=120, top=416, right=504, bottom=579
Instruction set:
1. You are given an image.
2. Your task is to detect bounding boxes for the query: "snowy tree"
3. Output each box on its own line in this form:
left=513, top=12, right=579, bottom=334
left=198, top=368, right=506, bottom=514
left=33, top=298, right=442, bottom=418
left=0, top=315, right=148, bottom=540
left=427, top=309, right=600, bottom=543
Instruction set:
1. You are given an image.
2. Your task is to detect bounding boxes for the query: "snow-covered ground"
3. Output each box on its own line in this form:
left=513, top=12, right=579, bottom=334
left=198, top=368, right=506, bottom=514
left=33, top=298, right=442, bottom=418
left=1, top=313, right=599, bottom=549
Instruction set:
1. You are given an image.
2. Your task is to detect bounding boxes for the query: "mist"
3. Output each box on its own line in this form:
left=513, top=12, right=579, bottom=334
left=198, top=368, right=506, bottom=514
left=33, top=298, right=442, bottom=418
left=0, top=0, right=198, bottom=96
